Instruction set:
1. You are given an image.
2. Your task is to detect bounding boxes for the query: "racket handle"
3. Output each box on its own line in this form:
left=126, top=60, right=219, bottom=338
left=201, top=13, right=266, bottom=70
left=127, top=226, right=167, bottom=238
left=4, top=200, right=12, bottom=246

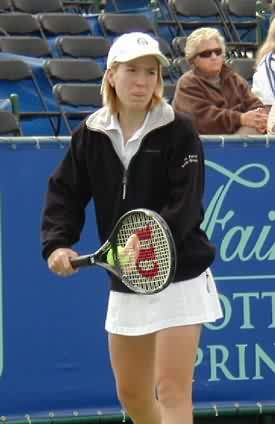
left=70, top=255, right=92, bottom=269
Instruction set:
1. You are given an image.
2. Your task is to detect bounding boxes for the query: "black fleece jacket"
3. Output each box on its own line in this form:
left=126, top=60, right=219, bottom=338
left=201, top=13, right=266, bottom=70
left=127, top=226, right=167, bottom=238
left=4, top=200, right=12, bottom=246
left=41, top=112, right=215, bottom=292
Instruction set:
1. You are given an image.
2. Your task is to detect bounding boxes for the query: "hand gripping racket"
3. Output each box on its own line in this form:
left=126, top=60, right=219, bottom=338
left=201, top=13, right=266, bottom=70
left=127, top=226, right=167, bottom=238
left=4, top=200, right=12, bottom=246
left=70, top=209, right=177, bottom=294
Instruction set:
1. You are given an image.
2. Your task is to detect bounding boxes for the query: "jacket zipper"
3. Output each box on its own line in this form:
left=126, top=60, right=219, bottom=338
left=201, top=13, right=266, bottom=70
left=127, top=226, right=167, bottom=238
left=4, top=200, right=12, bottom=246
left=89, top=127, right=128, bottom=200
left=122, top=169, right=128, bottom=200
left=89, top=126, right=165, bottom=201
left=121, top=131, right=159, bottom=200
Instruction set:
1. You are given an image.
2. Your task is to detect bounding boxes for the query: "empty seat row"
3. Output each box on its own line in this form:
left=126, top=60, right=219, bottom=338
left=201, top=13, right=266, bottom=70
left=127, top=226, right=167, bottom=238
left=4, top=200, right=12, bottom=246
left=0, top=35, right=184, bottom=83
left=0, top=0, right=152, bottom=14
left=0, top=9, right=257, bottom=60
left=0, top=34, right=110, bottom=63
left=0, top=0, right=89, bottom=13
left=0, top=32, right=256, bottom=82
left=0, top=12, right=93, bottom=36
left=0, top=55, right=179, bottom=136
left=0, top=9, right=257, bottom=68
left=0, top=0, right=257, bottom=17
left=0, top=51, right=256, bottom=137
left=0, top=56, right=104, bottom=126
left=155, top=0, right=257, bottom=51
left=0, top=81, right=177, bottom=136
left=1, top=0, right=64, bottom=13
left=0, top=2, right=257, bottom=44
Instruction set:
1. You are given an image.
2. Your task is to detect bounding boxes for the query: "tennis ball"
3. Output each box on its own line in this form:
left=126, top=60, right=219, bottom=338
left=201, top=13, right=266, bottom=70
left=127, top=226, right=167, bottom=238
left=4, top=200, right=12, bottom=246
left=107, top=246, right=130, bottom=267
left=107, top=247, right=116, bottom=266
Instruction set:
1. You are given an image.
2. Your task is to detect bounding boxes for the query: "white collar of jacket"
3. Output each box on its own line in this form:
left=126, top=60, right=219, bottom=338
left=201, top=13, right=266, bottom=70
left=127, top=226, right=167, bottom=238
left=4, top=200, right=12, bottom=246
left=85, top=101, right=175, bottom=136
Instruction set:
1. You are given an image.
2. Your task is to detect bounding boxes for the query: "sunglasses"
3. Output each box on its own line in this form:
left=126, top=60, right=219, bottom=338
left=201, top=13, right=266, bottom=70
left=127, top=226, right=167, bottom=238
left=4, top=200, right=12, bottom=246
left=196, top=48, right=223, bottom=58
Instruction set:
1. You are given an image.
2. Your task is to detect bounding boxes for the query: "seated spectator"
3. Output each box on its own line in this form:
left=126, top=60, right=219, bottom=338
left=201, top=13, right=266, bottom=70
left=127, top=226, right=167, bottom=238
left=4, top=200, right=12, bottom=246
left=252, top=18, right=275, bottom=107
left=172, top=27, right=268, bottom=135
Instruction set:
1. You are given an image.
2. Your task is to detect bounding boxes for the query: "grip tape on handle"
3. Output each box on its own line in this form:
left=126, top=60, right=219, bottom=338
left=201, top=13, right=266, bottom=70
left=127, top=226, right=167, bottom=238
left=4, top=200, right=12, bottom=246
left=70, top=255, right=92, bottom=268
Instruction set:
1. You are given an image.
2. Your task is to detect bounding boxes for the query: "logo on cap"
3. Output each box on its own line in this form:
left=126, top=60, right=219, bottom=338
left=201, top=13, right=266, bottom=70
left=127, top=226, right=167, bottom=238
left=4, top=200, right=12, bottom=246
left=137, top=37, right=149, bottom=46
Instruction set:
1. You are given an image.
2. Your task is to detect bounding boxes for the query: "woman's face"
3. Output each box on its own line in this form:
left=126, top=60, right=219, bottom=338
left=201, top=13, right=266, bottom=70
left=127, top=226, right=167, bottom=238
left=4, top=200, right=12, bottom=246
left=107, top=55, right=159, bottom=113
left=192, top=38, right=224, bottom=78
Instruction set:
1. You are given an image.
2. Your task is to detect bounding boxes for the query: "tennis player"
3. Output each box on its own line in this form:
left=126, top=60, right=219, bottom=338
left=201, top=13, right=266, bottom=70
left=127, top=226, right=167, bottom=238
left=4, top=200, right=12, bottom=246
left=41, top=32, right=223, bottom=424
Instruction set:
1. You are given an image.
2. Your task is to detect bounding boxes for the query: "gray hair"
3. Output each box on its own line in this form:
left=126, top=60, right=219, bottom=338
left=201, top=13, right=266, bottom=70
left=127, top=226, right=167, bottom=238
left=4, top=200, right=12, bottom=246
left=185, top=27, right=226, bottom=64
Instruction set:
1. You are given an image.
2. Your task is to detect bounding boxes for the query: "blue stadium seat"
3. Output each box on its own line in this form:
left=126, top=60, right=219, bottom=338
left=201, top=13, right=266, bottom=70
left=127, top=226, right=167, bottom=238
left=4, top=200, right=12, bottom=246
left=62, top=1, right=102, bottom=14
left=221, top=0, right=257, bottom=43
left=172, top=56, right=189, bottom=76
left=155, top=0, right=222, bottom=40
left=0, top=110, right=22, bottom=135
left=96, top=12, right=177, bottom=80
left=52, top=82, right=102, bottom=132
left=42, top=58, right=102, bottom=135
left=228, top=57, right=256, bottom=85
left=11, top=0, right=64, bottom=13
left=0, top=0, right=13, bottom=12
left=0, top=57, right=64, bottom=135
left=104, top=0, right=152, bottom=13
left=163, top=82, right=176, bottom=103
left=97, top=12, right=157, bottom=41
left=44, top=58, right=104, bottom=84
left=0, top=36, right=52, bottom=57
left=37, top=13, right=94, bottom=55
left=0, top=12, right=45, bottom=38
left=55, top=35, right=110, bottom=68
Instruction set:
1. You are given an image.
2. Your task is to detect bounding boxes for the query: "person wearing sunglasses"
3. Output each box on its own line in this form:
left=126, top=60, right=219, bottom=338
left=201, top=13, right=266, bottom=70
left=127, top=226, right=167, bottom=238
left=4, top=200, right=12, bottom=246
left=172, top=27, right=268, bottom=135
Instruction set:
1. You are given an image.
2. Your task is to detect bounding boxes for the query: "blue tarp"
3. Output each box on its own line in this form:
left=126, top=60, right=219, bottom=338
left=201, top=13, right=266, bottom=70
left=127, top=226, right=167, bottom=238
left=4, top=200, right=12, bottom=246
left=0, top=136, right=274, bottom=418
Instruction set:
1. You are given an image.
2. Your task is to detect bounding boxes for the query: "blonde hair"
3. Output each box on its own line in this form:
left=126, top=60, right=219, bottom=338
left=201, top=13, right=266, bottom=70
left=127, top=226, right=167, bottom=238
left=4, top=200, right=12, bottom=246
left=185, top=27, right=226, bottom=64
left=101, top=62, right=164, bottom=113
left=256, top=18, right=275, bottom=64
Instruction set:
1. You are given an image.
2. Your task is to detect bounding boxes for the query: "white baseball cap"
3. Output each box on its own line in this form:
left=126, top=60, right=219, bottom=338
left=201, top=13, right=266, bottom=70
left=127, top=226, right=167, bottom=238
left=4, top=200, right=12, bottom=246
left=106, top=32, right=170, bottom=68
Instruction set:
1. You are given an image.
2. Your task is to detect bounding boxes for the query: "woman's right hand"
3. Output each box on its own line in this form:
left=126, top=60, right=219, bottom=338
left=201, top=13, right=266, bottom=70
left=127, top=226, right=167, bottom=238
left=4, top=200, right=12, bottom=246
left=267, top=103, right=275, bottom=134
left=240, top=108, right=268, bottom=133
left=48, top=248, right=79, bottom=277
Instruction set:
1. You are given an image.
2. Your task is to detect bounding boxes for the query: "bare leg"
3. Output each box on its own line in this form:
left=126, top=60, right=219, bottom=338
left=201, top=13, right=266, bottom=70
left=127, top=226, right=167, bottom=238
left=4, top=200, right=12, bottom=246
left=156, top=324, right=201, bottom=424
left=108, top=332, right=160, bottom=424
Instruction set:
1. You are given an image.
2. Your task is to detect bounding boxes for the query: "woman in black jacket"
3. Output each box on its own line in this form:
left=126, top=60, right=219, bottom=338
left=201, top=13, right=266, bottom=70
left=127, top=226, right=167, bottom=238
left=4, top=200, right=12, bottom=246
left=41, top=32, right=222, bottom=424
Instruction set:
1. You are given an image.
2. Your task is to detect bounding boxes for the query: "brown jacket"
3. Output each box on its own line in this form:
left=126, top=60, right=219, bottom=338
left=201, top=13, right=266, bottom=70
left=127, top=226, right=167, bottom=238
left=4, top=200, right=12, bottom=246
left=172, top=64, right=264, bottom=134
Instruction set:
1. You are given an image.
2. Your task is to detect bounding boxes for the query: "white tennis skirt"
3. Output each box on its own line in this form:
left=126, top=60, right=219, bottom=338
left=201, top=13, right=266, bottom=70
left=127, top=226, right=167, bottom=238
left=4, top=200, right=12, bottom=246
left=105, top=269, right=223, bottom=336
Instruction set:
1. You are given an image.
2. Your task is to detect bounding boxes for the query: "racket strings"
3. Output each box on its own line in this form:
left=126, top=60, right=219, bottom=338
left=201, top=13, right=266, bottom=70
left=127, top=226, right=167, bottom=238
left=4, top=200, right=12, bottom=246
left=115, top=212, right=171, bottom=293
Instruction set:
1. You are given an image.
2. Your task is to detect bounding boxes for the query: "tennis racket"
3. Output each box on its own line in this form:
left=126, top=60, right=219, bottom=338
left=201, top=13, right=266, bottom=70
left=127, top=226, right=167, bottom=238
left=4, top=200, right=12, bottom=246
left=70, top=208, right=177, bottom=294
